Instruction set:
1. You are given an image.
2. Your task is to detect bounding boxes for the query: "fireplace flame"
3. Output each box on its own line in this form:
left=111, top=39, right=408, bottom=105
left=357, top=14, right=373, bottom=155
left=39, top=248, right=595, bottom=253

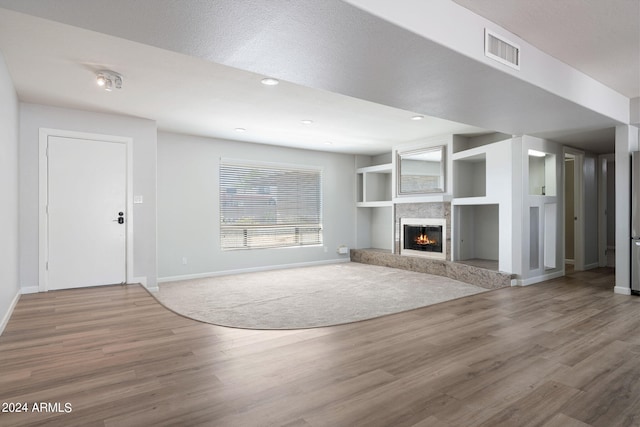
left=415, top=234, right=437, bottom=245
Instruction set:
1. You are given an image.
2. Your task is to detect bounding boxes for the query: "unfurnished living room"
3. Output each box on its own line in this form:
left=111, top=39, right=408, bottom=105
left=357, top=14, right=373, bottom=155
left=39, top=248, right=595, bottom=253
left=1, top=1, right=639, bottom=426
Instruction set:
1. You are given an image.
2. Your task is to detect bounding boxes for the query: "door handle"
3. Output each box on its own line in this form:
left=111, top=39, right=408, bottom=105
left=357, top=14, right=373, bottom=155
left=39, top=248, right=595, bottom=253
left=114, top=212, right=124, bottom=224
left=635, top=241, right=640, bottom=246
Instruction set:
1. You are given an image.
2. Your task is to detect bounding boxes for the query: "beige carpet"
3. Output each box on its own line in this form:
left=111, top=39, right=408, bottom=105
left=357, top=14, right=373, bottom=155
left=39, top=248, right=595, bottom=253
left=153, top=262, right=489, bottom=329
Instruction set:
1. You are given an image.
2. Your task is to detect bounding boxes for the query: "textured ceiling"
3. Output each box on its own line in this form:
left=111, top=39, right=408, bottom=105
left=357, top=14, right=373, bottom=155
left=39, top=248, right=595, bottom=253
left=452, top=0, right=640, bottom=99
left=0, top=0, right=633, bottom=154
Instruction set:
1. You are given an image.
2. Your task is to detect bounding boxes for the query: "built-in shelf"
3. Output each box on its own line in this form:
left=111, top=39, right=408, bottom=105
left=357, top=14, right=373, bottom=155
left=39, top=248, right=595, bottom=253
left=453, top=153, right=486, bottom=198
left=356, top=163, right=392, bottom=205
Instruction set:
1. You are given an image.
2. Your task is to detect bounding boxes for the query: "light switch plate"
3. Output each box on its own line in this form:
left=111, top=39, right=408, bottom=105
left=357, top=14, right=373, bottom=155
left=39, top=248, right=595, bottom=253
left=133, top=195, right=144, bottom=204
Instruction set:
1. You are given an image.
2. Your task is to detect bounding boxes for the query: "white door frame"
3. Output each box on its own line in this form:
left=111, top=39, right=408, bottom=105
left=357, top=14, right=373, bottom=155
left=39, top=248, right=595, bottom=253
left=563, top=147, right=585, bottom=271
left=38, top=128, right=134, bottom=292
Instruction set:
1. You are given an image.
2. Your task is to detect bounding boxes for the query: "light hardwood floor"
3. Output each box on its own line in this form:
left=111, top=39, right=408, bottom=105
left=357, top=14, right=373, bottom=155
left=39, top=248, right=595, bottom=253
left=1, top=267, right=639, bottom=426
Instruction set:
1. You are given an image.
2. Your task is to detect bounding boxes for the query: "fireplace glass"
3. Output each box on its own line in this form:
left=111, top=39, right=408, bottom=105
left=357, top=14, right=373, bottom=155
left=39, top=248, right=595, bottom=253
left=403, top=225, right=443, bottom=253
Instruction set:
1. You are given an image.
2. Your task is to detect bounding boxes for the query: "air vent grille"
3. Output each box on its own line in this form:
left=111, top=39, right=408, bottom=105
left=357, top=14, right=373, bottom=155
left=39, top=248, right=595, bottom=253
left=485, top=29, right=520, bottom=70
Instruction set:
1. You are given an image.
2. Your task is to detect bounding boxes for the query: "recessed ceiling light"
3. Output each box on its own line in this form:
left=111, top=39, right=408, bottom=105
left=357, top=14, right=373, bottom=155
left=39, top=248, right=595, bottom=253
left=261, top=77, right=279, bottom=86
left=235, top=127, right=246, bottom=132
left=411, top=115, right=424, bottom=121
left=324, top=141, right=333, bottom=145
left=301, top=120, right=313, bottom=125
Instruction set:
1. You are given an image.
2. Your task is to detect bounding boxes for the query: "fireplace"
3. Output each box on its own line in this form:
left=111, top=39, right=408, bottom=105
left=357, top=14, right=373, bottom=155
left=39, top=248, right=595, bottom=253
left=400, top=218, right=446, bottom=259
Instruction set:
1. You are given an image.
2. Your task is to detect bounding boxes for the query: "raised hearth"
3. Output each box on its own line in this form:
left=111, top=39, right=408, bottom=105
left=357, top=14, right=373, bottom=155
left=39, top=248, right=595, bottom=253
left=351, top=248, right=512, bottom=290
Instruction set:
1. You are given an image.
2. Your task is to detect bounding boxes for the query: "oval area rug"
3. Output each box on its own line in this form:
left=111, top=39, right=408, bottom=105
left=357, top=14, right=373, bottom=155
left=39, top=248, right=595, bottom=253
left=152, top=262, right=488, bottom=329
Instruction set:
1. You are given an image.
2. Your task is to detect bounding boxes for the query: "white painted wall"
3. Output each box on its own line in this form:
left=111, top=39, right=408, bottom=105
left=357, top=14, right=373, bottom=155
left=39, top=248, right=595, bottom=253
left=0, top=52, right=20, bottom=334
left=614, top=125, right=640, bottom=294
left=157, top=132, right=356, bottom=280
left=19, top=103, right=158, bottom=290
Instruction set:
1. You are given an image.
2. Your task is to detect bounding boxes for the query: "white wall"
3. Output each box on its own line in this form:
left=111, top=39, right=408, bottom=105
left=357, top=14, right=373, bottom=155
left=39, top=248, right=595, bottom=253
left=157, top=132, right=356, bottom=280
left=19, top=103, right=157, bottom=290
left=0, top=52, right=20, bottom=334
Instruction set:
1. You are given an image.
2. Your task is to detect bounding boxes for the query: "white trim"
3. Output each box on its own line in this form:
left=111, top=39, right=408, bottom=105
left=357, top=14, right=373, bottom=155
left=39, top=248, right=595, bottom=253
left=38, top=128, right=134, bottom=291
left=0, top=291, right=20, bottom=336
left=157, top=258, right=350, bottom=283
left=130, top=276, right=147, bottom=286
left=584, top=262, right=600, bottom=270
left=20, top=286, right=40, bottom=294
left=614, top=286, right=632, bottom=295
left=514, top=270, right=564, bottom=286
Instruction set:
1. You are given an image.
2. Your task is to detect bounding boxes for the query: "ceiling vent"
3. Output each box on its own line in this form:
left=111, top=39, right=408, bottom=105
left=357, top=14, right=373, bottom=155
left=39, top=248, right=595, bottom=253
left=485, top=29, right=520, bottom=70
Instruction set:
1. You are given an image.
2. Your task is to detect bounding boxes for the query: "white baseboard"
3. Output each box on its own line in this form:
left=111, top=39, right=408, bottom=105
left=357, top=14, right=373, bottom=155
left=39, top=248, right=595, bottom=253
left=584, top=262, right=600, bottom=270
left=564, top=259, right=575, bottom=265
left=614, top=286, right=632, bottom=295
left=129, top=276, right=158, bottom=292
left=0, top=290, right=21, bottom=336
left=514, top=270, right=564, bottom=287
left=158, top=258, right=350, bottom=283
left=21, top=286, right=40, bottom=294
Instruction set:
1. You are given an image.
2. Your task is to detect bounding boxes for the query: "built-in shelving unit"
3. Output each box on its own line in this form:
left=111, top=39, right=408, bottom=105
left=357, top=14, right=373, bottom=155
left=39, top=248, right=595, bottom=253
left=356, top=163, right=392, bottom=207
left=451, top=137, right=512, bottom=272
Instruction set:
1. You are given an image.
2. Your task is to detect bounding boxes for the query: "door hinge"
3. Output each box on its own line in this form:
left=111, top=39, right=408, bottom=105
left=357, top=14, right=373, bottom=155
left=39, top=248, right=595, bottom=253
left=46, top=261, right=49, bottom=270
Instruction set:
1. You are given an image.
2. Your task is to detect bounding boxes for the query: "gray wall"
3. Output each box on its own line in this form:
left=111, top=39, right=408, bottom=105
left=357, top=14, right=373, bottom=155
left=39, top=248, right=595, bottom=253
left=19, top=103, right=158, bottom=289
left=157, top=131, right=356, bottom=280
left=0, top=52, right=20, bottom=333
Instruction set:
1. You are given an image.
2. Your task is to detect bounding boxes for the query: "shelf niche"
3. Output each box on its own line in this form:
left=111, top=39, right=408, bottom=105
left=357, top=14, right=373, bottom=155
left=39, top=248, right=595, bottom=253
left=454, top=204, right=499, bottom=266
left=453, top=153, right=486, bottom=198
left=356, top=163, right=392, bottom=206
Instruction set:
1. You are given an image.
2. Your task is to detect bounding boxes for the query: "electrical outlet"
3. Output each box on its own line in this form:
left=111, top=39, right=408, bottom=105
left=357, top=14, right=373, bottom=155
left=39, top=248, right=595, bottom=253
left=182, top=257, right=188, bottom=265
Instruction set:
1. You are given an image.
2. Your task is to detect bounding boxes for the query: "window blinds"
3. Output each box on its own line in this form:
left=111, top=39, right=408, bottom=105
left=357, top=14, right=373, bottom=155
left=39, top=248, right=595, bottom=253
left=220, top=160, right=323, bottom=250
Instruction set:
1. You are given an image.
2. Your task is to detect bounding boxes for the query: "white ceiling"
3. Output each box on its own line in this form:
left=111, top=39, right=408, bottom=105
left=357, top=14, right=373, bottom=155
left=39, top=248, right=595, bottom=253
left=452, top=0, right=640, bottom=99
left=0, top=0, right=636, bottom=155
left=0, top=8, right=487, bottom=155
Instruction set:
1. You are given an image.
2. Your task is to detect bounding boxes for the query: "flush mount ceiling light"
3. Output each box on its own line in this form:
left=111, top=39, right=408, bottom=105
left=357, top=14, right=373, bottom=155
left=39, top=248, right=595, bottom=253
left=96, top=70, right=123, bottom=91
left=301, top=119, right=314, bottom=125
left=411, top=115, right=424, bottom=121
left=261, top=77, right=279, bottom=86
left=235, top=127, right=246, bottom=132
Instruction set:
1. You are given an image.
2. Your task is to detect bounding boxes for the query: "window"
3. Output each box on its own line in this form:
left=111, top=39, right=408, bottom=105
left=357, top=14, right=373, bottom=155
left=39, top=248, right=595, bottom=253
left=220, top=159, right=322, bottom=250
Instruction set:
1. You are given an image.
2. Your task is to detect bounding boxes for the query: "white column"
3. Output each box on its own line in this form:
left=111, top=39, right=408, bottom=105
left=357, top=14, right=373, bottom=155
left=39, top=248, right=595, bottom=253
left=614, top=125, right=639, bottom=294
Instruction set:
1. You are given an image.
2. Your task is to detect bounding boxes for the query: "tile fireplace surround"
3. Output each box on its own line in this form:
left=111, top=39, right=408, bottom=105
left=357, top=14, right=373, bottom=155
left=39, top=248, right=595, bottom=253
left=395, top=202, right=451, bottom=258
left=353, top=201, right=512, bottom=289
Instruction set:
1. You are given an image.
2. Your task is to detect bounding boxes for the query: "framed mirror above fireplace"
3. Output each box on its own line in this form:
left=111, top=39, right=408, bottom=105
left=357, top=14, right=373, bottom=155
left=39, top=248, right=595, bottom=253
left=396, top=145, right=445, bottom=195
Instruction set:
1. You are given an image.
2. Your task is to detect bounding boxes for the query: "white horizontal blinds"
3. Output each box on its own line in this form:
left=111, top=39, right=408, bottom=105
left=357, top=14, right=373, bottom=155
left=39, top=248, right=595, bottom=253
left=220, top=160, right=322, bottom=250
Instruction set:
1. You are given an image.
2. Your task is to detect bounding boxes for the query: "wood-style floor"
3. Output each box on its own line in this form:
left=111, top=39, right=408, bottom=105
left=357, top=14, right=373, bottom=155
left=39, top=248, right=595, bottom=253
left=1, top=267, right=639, bottom=426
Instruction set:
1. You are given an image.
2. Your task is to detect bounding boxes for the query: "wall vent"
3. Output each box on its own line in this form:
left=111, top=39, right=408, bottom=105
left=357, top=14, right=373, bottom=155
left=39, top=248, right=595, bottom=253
left=485, top=29, right=520, bottom=70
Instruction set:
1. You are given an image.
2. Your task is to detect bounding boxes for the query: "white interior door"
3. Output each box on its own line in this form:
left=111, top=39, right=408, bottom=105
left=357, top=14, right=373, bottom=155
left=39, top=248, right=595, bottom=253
left=47, top=136, right=127, bottom=290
